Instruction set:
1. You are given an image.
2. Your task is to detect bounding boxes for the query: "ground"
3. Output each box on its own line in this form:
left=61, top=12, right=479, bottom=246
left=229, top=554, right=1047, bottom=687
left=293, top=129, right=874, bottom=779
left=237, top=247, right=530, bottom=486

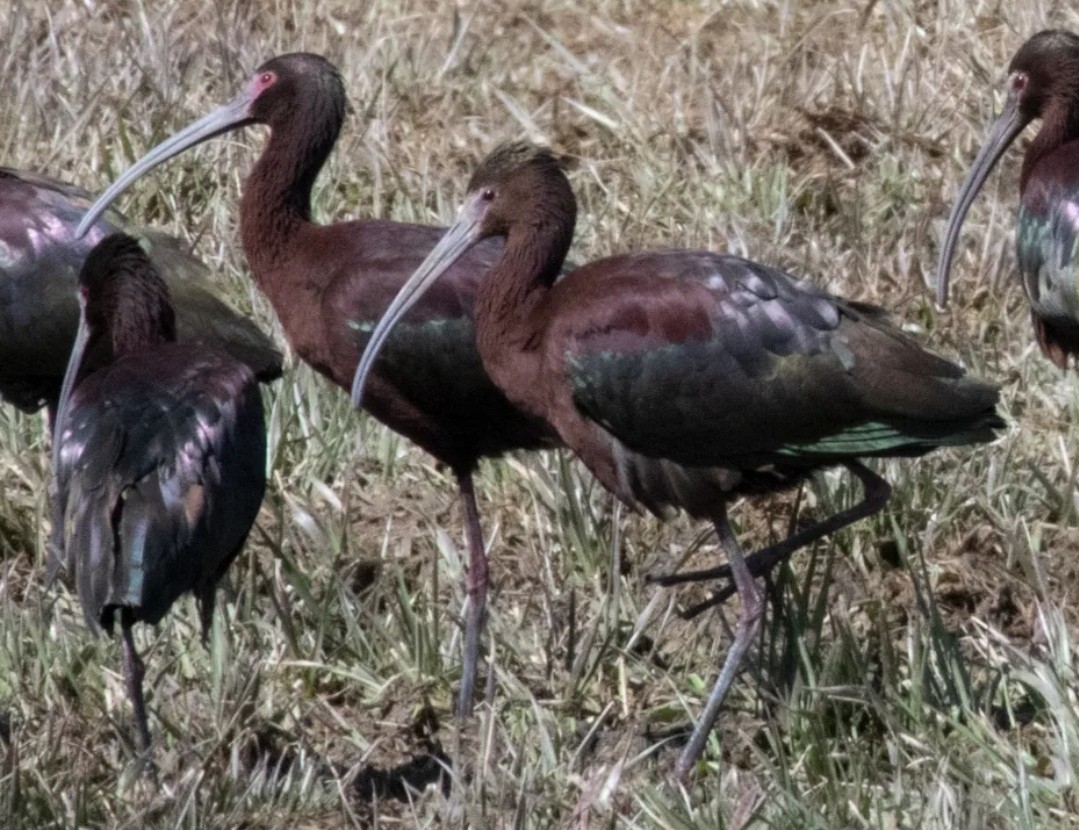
left=1, top=1, right=1078, bottom=827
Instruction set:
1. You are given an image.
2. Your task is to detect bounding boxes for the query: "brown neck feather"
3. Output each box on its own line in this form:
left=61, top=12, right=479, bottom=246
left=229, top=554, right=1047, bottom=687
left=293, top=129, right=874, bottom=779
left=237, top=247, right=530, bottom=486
left=95, top=279, right=176, bottom=361
left=474, top=206, right=574, bottom=392
left=241, top=131, right=315, bottom=274
left=1022, top=98, right=1072, bottom=191
left=239, top=98, right=342, bottom=288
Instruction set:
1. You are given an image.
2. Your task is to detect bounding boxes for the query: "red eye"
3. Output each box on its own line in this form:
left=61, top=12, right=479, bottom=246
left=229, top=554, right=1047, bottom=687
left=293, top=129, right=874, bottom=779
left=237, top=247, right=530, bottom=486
left=1010, top=72, right=1028, bottom=94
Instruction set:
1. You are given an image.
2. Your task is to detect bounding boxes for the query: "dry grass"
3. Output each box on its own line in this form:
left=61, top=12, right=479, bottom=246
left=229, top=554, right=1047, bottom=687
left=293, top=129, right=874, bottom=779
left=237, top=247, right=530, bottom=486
left=3, top=0, right=1079, bottom=826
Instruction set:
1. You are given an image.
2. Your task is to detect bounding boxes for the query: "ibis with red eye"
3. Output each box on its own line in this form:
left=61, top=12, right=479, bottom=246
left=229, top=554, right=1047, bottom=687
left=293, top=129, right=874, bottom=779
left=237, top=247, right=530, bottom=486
left=351, top=142, right=1005, bottom=781
left=937, top=30, right=1079, bottom=367
left=0, top=167, right=281, bottom=417
left=51, top=233, right=266, bottom=772
left=75, top=54, right=559, bottom=718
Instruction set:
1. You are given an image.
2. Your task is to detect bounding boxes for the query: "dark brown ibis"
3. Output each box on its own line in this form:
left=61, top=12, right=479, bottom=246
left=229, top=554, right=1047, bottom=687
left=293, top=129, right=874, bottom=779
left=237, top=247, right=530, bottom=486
left=50, top=233, right=266, bottom=771
left=0, top=167, right=281, bottom=416
left=74, top=54, right=558, bottom=718
left=937, top=30, right=1079, bottom=367
left=351, top=143, right=1005, bottom=780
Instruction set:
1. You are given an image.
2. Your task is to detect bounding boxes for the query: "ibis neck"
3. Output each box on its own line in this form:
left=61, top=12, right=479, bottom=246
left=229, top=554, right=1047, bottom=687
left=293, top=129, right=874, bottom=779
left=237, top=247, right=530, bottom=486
left=479, top=221, right=569, bottom=322
left=237, top=103, right=345, bottom=373
left=104, top=291, right=177, bottom=360
left=112, top=321, right=174, bottom=357
left=1022, top=94, right=1079, bottom=191
left=240, top=106, right=342, bottom=282
left=474, top=218, right=571, bottom=388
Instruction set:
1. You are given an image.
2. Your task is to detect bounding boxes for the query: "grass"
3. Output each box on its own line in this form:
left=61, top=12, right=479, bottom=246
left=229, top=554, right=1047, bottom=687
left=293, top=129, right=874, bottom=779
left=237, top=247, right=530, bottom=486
left=2, top=0, right=1079, bottom=826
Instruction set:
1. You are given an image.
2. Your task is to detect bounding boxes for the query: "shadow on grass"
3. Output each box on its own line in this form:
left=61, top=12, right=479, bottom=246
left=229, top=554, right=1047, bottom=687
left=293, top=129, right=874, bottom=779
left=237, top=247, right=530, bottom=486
left=350, top=745, right=452, bottom=801
left=238, top=719, right=452, bottom=803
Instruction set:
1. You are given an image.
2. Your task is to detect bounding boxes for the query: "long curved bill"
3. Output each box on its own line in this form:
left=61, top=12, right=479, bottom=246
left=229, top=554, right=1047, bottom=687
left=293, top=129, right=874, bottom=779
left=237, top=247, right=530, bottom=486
left=350, top=193, right=489, bottom=409
left=52, top=293, right=90, bottom=478
left=75, top=88, right=258, bottom=238
left=935, top=95, right=1028, bottom=308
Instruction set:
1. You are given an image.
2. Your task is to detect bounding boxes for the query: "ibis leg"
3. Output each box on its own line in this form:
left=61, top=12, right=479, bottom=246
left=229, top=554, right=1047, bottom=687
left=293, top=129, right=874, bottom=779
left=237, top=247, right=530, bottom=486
left=456, top=469, right=488, bottom=718
left=197, top=584, right=217, bottom=647
left=120, top=616, right=156, bottom=779
left=653, top=463, right=890, bottom=613
left=675, top=504, right=763, bottom=782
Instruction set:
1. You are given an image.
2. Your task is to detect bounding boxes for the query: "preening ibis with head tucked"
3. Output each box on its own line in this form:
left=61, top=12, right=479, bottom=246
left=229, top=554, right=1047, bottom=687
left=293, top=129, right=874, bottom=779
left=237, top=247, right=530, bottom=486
left=51, top=233, right=266, bottom=768
left=937, top=29, right=1079, bottom=367
left=75, top=53, right=558, bottom=718
left=0, top=167, right=281, bottom=416
left=351, top=142, right=1005, bottom=780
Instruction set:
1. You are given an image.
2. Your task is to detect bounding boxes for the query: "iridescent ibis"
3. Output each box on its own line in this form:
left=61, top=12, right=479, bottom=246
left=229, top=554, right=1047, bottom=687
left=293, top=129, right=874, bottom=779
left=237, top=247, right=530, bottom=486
left=350, top=143, right=1005, bottom=780
left=74, top=54, right=558, bottom=718
left=937, top=30, right=1079, bottom=367
left=50, top=233, right=266, bottom=769
left=0, top=167, right=281, bottom=416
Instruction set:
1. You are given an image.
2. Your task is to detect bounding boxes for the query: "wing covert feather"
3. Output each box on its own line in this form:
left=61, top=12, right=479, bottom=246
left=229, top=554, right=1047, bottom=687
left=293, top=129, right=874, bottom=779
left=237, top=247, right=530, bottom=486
left=562, top=252, right=999, bottom=468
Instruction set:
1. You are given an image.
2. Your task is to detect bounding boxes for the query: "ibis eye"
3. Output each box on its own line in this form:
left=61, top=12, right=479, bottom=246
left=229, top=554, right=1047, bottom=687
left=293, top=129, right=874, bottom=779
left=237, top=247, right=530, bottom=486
left=481, top=188, right=495, bottom=202
left=260, top=71, right=276, bottom=86
left=1010, top=72, right=1028, bottom=95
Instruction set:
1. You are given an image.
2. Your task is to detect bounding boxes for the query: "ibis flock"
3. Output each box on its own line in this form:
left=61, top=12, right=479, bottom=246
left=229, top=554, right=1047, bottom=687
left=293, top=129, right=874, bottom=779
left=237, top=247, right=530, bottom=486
left=3, top=29, right=1072, bottom=784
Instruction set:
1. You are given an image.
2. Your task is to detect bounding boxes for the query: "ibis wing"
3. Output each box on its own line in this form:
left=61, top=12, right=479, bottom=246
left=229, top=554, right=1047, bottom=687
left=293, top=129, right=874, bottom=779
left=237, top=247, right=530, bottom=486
left=320, top=220, right=557, bottom=455
left=0, top=168, right=281, bottom=411
left=151, top=231, right=284, bottom=383
left=322, top=219, right=503, bottom=391
left=0, top=169, right=120, bottom=409
left=54, top=346, right=266, bottom=631
left=563, top=252, right=1000, bottom=469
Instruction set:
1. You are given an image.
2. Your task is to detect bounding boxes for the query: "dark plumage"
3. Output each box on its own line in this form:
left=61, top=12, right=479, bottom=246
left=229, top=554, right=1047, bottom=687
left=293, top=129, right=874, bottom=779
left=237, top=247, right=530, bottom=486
left=352, top=141, right=1004, bottom=781
left=75, top=54, right=559, bottom=718
left=937, top=30, right=1079, bottom=368
left=51, top=234, right=266, bottom=770
left=0, top=167, right=281, bottom=415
